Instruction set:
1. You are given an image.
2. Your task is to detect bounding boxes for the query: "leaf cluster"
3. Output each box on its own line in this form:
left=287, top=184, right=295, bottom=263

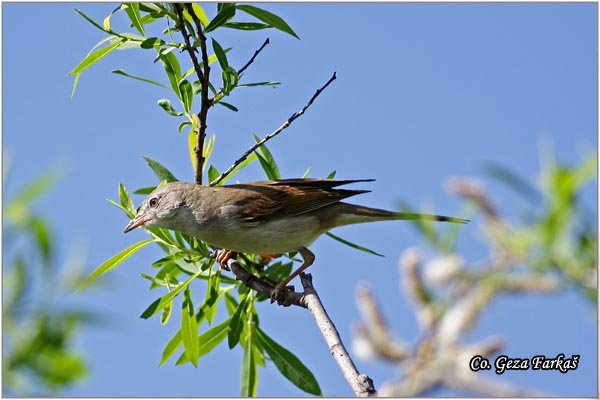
left=3, top=163, right=92, bottom=395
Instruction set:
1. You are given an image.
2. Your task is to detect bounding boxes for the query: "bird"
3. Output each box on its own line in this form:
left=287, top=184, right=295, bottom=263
left=124, top=178, right=467, bottom=302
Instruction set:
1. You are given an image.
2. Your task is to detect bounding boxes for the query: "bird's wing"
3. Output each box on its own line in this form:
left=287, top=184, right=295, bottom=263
left=225, top=178, right=374, bottom=223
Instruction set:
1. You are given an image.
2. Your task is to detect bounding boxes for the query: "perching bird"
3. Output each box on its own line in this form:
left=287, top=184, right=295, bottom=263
left=124, top=178, right=467, bottom=302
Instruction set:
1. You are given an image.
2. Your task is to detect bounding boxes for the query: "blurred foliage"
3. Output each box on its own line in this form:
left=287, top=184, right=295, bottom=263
left=3, top=160, right=93, bottom=396
left=355, top=149, right=597, bottom=396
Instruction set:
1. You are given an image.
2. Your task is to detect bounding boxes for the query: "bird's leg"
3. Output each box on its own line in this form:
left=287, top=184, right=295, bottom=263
left=215, top=249, right=236, bottom=270
left=270, top=247, right=315, bottom=304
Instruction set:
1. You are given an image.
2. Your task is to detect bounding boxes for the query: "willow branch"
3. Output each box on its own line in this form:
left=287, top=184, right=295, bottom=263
left=210, top=72, right=337, bottom=186
left=300, top=274, right=377, bottom=397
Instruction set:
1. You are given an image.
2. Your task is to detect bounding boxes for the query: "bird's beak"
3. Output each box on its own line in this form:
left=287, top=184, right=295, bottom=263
left=123, top=213, right=151, bottom=233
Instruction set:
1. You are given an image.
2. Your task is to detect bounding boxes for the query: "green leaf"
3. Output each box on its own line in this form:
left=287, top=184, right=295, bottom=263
left=483, top=162, right=540, bottom=204
left=208, top=165, right=220, bottom=183
left=77, top=239, right=154, bottom=291
left=142, top=155, right=179, bottom=182
left=228, top=296, right=248, bottom=349
left=255, top=327, right=321, bottom=395
left=241, top=333, right=258, bottom=397
left=69, top=38, right=125, bottom=76
left=210, top=153, right=257, bottom=186
left=238, top=81, right=280, bottom=88
left=9, top=163, right=64, bottom=207
left=181, top=286, right=200, bottom=367
left=253, top=134, right=280, bottom=179
left=119, top=182, right=136, bottom=216
left=205, top=5, right=236, bottom=32
left=160, top=330, right=182, bottom=366
left=237, top=5, right=299, bottom=39
left=133, top=186, right=156, bottom=195
left=221, top=66, right=240, bottom=95
left=161, top=301, right=172, bottom=325
left=157, top=98, right=184, bottom=116
left=198, top=317, right=231, bottom=357
left=200, top=269, right=221, bottom=325
left=179, top=79, right=193, bottom=114
left=178, top=120, right=192, bottom=133
left=140, top=271, right=202, bottom=319
left=157, top=51, right=183, bottom=95
left=140, top=37, right=164, bottom=49
left=224, top=22, right=269, bottom=31
left=123, top=3, right=146, bottom=36
left=106, top=198, right=133, bottom=217
left=211, top=38, right=229, bottom=69
left=30, top=218, right=52, bottom=265
left=74, top=8, right=109, bottom=33
left=188, top=3, right=209, bottom=27
left=218, top=101, right=238, bottom=112
left=176, top=317, right=232, bottom=365
left=325, top=232, right=384, bottom=257
left=113, top=69, right=170, bottom=90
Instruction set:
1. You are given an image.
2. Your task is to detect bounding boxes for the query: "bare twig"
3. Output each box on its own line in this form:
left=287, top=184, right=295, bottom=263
left=300, top=273, right=377, bottom=397
left=210, top=72, right=337, bottom=186
left=237, top=38, right=270, bottom=76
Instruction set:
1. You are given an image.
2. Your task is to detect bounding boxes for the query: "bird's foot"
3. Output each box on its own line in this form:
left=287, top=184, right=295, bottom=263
left=270, top=282, right=295, bottom=304
left=214, top=249, right=236, bottom=270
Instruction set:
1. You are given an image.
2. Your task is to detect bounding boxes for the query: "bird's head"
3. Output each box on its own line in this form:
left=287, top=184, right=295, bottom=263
left=123, top=182, right=188, bottom=233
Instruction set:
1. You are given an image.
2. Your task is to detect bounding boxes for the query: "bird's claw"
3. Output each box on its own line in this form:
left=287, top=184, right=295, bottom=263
left=214, top=249, right=235, bottom=270
left=270, top=283, right=294, bottom=304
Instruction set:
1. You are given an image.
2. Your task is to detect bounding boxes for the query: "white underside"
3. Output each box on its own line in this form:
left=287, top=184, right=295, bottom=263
left=193, top=215, right=324, bottom=254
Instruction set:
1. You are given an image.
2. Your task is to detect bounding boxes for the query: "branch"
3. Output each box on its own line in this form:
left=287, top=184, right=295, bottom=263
left=208, top=38, right=271, bottom=114
left=225, top=258, right=305, bottom=307
left=210, top=72, right=337, bottom=186
left=175, top=3, right=210, bottom=185
left=237, top=38, right=270, bottom=76
left=300, top=274, right=377, bottom=397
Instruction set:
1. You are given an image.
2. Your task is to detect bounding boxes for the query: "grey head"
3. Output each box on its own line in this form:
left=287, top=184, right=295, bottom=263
left=123, top=182, right=192, bottom=233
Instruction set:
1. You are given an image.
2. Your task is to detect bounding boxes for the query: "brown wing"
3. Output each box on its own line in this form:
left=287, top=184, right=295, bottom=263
left=224, top=178, right=374, bottom=223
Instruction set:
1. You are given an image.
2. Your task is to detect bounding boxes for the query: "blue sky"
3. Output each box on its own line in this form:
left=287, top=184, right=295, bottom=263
left=3, top=2, right=597, bottom=397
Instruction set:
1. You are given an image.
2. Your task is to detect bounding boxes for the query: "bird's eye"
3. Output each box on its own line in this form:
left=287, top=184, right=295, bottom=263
left=149, top=197, right=159, bottom=208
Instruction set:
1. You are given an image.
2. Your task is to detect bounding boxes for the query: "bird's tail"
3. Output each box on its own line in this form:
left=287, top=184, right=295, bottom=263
left=327, top=202, right=468, bottom=228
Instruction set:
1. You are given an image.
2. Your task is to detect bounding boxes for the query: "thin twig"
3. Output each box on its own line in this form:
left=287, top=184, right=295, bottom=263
left=210, top=72, right=337, bottom=186
left=238, top=38, right=270, bottom=76
left=209, top=38, right=271, bottom=113
left=300, top=273, right=377, bottom=397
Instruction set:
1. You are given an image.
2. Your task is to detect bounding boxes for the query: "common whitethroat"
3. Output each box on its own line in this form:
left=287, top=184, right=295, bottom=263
left=124, top=178, right=467, bottom=302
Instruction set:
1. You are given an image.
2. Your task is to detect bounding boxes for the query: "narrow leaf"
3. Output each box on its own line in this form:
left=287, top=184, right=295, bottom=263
left=69, top=39, right=124, bottom=76
left=113, top=69, right=170, bottom=89
left=198, top=317, right=231, bottom=357
left=241, top=331, right=258, bottom=397
left=255, top=327, right=321, bottom=395
left=78, top=239, right=154, bottom=291
left=157, top=98, right=184, bottom=116
left=237, top=5, right=299, bottom=39
left=228, top=297, right=247, bottom=349
left=160, top=331, right=182, bottom=366
left=205, top=6, right=236, bottom=32
left=123, top=3, right=146, bottom=36
left=142, top=155, right=178, bottom=182
left=325, top=232, right=384, bottom=257
left=211, top=38, right=229, bottom=70
left=140, top=271, right=202, bottom=319
left=181, top=286, right=200, bottom=367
